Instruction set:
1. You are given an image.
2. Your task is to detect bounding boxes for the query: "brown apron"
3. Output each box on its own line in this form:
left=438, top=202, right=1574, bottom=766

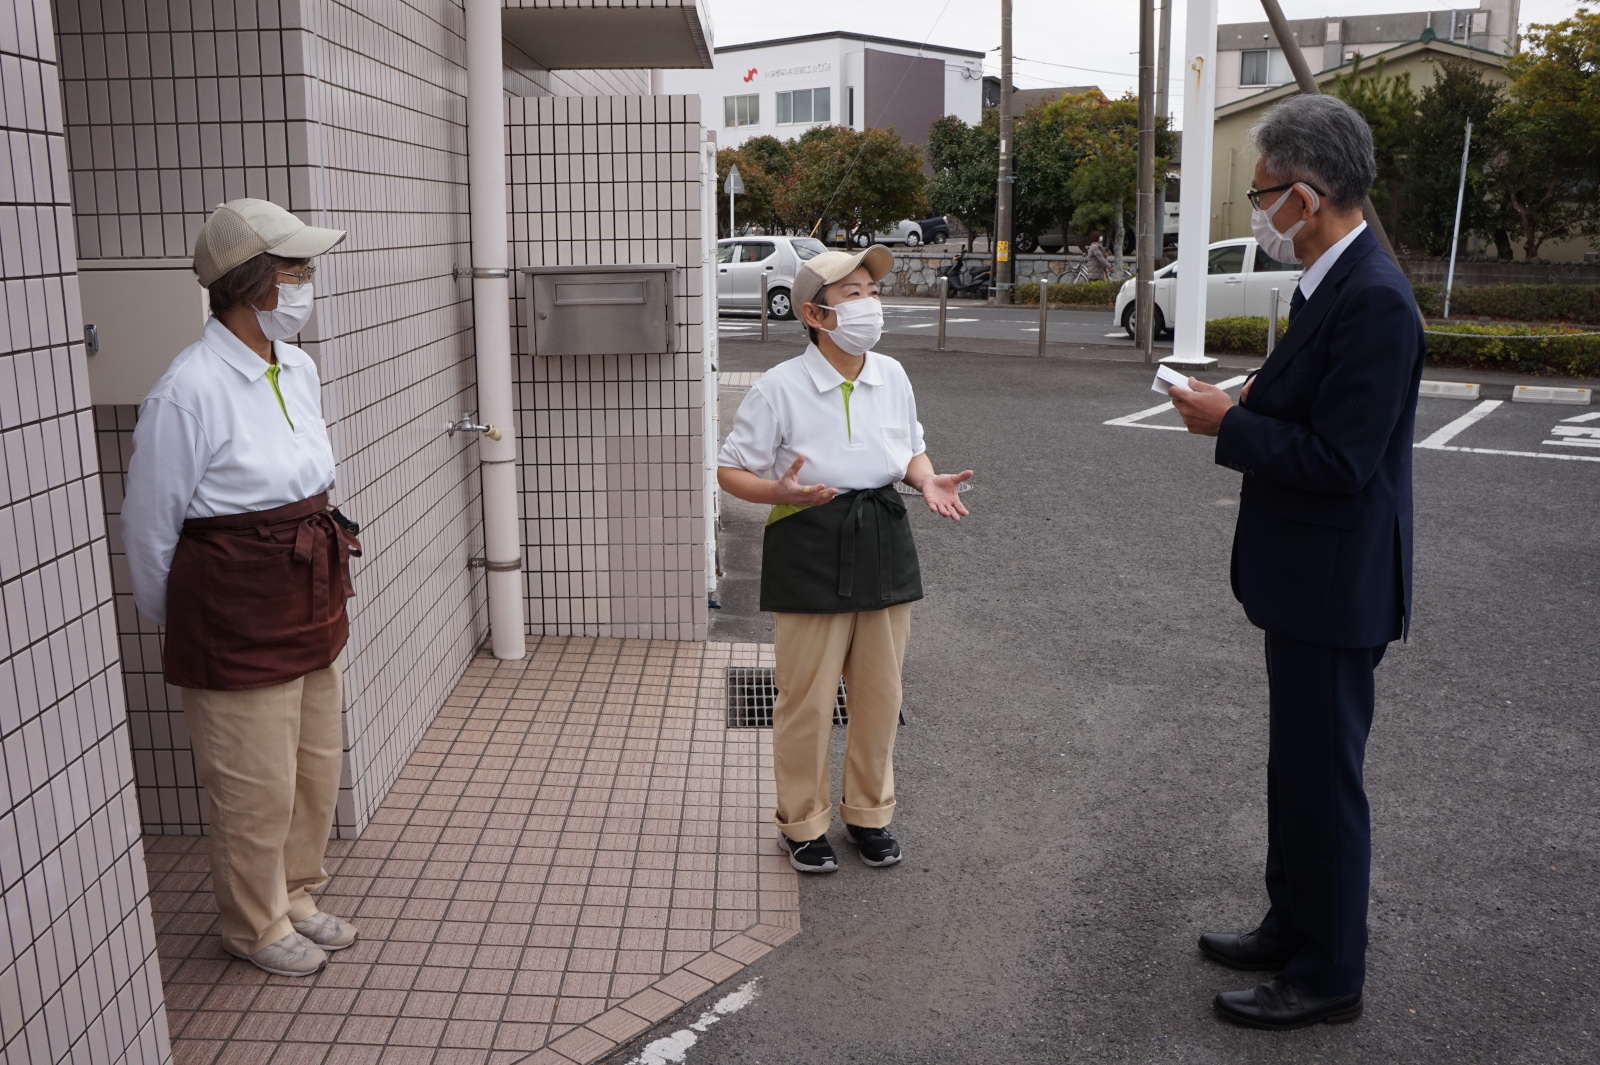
left=163, top=492, right=361, bottom=691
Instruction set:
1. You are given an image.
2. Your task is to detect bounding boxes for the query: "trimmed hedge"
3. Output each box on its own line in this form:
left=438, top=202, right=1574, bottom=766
left=1411, top=282, right=1600, bottom=324
left=1012, top=280, right=1119, bottom=307
left=1200, top=316, right=1600, bottom=375
left=1423, top=323, right=1600, bottom=377
left=1206, top=316, right=1273, bottom=356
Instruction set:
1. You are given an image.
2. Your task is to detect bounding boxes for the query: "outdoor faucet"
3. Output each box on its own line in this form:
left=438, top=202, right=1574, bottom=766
left=446, top=413, right=502, bottom=441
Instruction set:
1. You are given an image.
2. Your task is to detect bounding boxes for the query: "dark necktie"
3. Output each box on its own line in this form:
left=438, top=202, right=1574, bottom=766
left=1289, top=286, right=1306, bottom=318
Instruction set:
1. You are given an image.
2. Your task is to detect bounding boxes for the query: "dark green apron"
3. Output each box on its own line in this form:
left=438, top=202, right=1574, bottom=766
left=760, top=485, right=923, bottom=614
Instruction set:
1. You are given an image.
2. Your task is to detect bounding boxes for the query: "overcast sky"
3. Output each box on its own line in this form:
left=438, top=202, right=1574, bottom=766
left=703, top=0, right=1586, bottom=126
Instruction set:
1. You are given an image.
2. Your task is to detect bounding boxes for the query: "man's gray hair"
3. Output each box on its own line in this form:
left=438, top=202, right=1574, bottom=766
left=1248, top=94, right=1376, bottom=211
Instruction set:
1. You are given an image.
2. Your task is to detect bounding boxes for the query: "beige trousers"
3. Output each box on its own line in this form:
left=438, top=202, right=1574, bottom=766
left=772, top=604, right=911, bottom=841
left=181, top=654, right=344, bottom=956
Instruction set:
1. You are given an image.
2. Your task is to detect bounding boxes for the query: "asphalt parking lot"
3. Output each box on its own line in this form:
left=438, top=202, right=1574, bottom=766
left=609, top=331, right=1599, bottom=1065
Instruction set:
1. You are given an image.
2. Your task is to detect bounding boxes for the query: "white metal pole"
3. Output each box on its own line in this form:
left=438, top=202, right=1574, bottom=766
left=1164, top=0, right=1220, bottom=369
left=465, top=0, right=525, bottom=659
left=701, top=131, right=720, bottom=610
left=729, top=191, right=735, bottom=237
left=1444, top=119, right=1473, bottom=320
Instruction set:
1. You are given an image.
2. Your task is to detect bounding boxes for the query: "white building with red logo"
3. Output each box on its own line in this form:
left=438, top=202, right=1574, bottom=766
left=662, top=32, right=986, bottom=149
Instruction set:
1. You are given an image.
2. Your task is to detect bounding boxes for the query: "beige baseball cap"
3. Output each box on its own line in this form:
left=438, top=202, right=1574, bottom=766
left=193, top=199, right=346, bottom=286
left=792, top=245, right=894, bottom=309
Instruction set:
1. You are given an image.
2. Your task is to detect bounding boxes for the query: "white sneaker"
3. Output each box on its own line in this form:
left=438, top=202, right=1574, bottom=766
left=227, top=932, right=328, bottom=977
left=292, top=910, right=359, bottom=951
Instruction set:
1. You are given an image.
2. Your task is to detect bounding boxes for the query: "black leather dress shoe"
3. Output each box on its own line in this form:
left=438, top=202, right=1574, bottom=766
left=1214, top=978, right=1363, bottom=1030
left=1198, top=929, right=1297, bottom=971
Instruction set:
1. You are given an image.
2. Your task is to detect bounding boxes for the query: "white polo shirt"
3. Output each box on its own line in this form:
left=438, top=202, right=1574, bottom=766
left=718, top=344, right=926, bottom=492
left=121, top=316, right=337, bottom=625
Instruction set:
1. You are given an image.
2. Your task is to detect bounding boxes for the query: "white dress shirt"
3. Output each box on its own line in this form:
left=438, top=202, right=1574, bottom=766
left=1296, top=221, right=1367, bottom=301
left=717, top=344, right=926, bottom=492
left=122, top=316, right=336, bottom=625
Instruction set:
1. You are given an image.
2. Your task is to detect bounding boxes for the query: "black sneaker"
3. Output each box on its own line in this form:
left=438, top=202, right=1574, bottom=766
left=846, top=824, right=902, bottom=867
left=777, top=833, right=838, bottom=873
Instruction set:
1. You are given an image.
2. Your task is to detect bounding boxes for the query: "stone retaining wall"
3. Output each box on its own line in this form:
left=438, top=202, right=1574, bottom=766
left=879, top=251, right=1099, bottom=297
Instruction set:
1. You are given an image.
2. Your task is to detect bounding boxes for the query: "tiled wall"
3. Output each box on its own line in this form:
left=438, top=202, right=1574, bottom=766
left=57, top=0, right=697, bottom=844
left=508, top=94, right=709, bottom=640
left=0, top=3, right=170, bottom=1063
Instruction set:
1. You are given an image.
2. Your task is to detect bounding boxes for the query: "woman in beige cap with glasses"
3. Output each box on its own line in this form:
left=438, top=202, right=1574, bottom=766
left=122, top=199, right=360, bottom=977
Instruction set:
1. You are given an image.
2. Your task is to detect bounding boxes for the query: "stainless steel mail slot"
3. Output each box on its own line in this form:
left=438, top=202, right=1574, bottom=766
left=523, top=264, right=676, bottom=356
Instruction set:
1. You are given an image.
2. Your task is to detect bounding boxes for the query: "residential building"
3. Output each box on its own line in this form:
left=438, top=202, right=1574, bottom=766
left=984, top=82, right=1108, bottom=110
left=0, top=2, right=719, bottom=1063
left=1214, top=0, right=1519, bottom=105
left=661, top=32, right=985, bottom=149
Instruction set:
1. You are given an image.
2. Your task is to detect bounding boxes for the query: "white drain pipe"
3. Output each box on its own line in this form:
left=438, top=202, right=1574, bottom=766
left=465, top=0, right=526, bottom=659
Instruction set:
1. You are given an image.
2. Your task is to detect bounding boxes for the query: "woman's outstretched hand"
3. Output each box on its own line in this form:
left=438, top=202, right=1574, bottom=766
left=920, top=470, right=973, bottom=521
left=774, top=456, right=839, bottom=508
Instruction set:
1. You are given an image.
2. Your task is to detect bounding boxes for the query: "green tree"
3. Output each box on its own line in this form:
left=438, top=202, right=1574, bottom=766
left=1332, top=56, right=1418, bottom=239
left=1013, top=94, right=1092, bottom=249
left=1488, top=9, right=1600, bottom=258
left=779, top=125, right=928, bottom=241
left=927, top=112, right=998, bottom=250
left=715, top=148, right=776, bottom=238
left=1400, top=59, right=1506, bottom=256
left=1062, top=96, right=1168, bottom=268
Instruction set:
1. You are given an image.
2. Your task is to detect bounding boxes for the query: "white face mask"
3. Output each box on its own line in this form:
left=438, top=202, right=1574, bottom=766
left=821, top=297, right=883, bottom=356
left=1250, top=183, right=1319, bottom=265
left=255, top=282, right=314, bottom=342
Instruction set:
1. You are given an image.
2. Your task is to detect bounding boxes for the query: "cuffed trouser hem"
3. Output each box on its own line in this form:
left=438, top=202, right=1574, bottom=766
left=775, top=805, right=835, bottom=843
left=771, top=604, right=911, bottom=842
left=840, top=800, right=896, bottom=829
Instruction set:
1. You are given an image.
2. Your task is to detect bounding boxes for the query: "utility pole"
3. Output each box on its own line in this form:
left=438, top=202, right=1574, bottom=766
left=993, top=0, right=1014, bottom=304
left=1153, top=0, right=1173, bottom=259
left=1135, top=0, right=1157, bottom=362
left=1257, top=0, right=1401, bottom=269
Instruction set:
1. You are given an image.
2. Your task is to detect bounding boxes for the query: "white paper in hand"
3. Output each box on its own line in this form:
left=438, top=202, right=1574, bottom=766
left=1152, top=364, right=1194, bottom=395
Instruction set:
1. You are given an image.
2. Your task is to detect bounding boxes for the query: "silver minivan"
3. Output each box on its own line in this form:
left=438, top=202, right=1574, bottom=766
left=716, top=236, right=830, bottom=320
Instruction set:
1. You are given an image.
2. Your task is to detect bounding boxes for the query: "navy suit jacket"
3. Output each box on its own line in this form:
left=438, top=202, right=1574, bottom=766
left=1215, top=227, right=1425, bottom=648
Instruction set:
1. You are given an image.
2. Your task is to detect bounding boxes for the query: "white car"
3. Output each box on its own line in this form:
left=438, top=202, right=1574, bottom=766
left=1113, top=237, right=1301, bottom=338
left=716, top=235, right=830, bottom=319
left=827, top=220, right=925, bottom=247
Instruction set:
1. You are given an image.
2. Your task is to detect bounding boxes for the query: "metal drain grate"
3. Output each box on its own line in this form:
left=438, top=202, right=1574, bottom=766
left=726, top=667, right=847, bottom=728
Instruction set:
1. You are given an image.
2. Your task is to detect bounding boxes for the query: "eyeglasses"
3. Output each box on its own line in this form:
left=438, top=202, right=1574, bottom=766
left=1247, top=182, right=1327, bottom=210
left=277, top=266, right=316, bottom=285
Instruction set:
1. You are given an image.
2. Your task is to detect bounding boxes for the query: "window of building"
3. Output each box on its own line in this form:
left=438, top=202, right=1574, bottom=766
left=1240, top=49, right=1269, bottom=86
left=1240, top=48, right=1292, bottom=87
left=846, top=86, right=855, bottom=127
left=724, top=94, right=759, bottom=128
left=776, top=87, right=831, bottom=125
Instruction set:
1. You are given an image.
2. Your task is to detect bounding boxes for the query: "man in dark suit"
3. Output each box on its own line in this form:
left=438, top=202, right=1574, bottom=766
left=1169, top=93, right=1425, bottom=1030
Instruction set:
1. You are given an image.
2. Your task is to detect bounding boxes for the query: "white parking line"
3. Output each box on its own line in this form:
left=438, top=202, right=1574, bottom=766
left=1416, top=398, right=1600, bottom=462
left=625, top=980, right=760, bottom=1065
left=900, top=319, right=979, bottom=327
left=1103, top=376, right=1249, bottom=430
left=1561, top=411, right=1600, bottom=423
left=1416, top=399, right=1502, bottom=448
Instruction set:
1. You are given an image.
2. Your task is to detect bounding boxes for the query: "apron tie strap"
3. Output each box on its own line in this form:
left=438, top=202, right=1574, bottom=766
left=836, top=486, right=907, bottom=600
